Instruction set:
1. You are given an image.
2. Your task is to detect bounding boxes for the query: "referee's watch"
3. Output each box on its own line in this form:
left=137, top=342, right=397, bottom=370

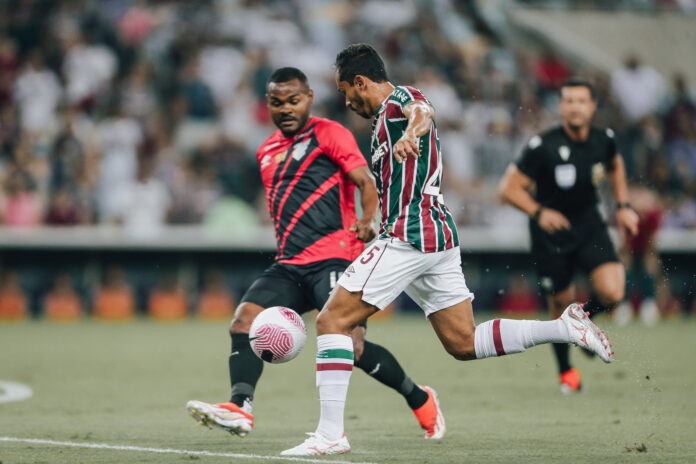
left=617, top=202, right=632, bottom=210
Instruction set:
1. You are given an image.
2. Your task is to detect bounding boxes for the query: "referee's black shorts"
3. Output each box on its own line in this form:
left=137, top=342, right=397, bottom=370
left=240, top=258, right=367, bottom=327
left=531, top=221, right=619, bottom=295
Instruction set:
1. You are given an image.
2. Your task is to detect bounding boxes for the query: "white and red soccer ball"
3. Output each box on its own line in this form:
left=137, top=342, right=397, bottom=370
left=249, top=306, right=307, bottom=363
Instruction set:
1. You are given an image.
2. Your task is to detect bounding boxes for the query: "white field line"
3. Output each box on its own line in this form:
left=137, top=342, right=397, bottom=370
left=0, top=437, right=376, bottom=464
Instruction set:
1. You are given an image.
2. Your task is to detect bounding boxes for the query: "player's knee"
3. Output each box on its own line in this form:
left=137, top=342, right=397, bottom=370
left=229, top=303, right=262, bottom=335
left=598, top=286, right=624, bottom=308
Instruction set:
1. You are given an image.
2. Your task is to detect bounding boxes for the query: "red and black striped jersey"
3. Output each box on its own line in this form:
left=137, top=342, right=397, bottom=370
left=257, top=116, right=367, bottom=265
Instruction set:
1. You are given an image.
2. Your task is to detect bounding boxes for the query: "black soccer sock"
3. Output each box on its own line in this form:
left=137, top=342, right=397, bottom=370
left=583, top=294, right=611, bottom=317
left=552, top=343, right=571, bottom=374
left=355, top=340, right=428, bottom=410
left=228, top=333, right=264, bottom=407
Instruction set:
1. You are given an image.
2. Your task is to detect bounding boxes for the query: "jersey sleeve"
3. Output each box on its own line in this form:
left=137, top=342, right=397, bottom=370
left=515, top=135, right=543, bottom=179
left=317, top=121, right=367, bottom=174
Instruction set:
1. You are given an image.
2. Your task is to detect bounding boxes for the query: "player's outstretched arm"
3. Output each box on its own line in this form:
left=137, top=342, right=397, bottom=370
left=393, top=101, right=434, bottom=163
left=605, top=153, right=639, bottom=237
left=498, top=164, right=570, bottom=233
left=347, top=165, right=378, bottom=242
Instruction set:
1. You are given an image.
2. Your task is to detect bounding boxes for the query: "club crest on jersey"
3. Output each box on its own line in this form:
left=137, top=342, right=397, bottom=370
left=592, top=162, right=606, bottom=186
left=559, top=146, right=570, bottom=161
left=291, top=138, right=311, bottom=161
left=275, top=150, right=287, bottom=163
left=372, top=141, right=388, bottom=165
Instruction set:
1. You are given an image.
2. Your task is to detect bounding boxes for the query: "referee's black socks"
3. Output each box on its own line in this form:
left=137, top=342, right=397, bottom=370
left=355, top=340, right=428, bottom=410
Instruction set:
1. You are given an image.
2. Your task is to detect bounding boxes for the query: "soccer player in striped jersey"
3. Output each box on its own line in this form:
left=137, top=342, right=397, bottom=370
left=186, top=67, right=443, bottom=441
left=282, top=45, right=616, bottom=456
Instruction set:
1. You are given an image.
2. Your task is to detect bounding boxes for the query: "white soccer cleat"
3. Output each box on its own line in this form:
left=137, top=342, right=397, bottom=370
left=280, top=432, right=350, bottom=456
left=186, top=400, right=253, bottom=437
left=561, top=303, right=614, bottom=363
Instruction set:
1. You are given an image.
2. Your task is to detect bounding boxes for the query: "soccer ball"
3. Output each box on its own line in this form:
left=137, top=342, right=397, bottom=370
left=249, top=306, right=307, bottom=364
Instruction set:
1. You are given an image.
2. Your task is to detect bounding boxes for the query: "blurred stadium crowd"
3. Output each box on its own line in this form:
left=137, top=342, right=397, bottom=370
left=0, top=0, right=694, bottom=319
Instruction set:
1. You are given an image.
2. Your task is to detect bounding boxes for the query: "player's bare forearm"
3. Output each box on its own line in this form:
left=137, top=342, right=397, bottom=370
left=606, top=154, right=629, bottom=204
left=499, top=164, right=570, bottom=232
left=348, top=166, right=378, bottom=242
left=393, top=101, right=434, bottom=163
left=498, top=165, right=539, bottom=217
left=606, top=154, right=639, bottom=236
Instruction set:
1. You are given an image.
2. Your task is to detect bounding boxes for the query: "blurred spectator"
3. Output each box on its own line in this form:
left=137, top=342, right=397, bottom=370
left=44, top=271, right=82, bottom=321
left=120, top=61, right=157, bottom=121
left=114, top=154, right=171, bottom=235
left=0, top=269, right=27, bottom=321
left=615, top=186, right=663, bottom=326
left=13, top=50, right=62, bottom=136
left=1, top=158, right=41, bottom=227
left=663, top=73, right=696, bottom=143
left=45, top=187, right=84, bottom=225
left=611, top=54, right=666, bottom=178
left=95, top=102, right=142, bottom=222
left=148, top=271, right=188, bottom=321
left=196, top=269, right=235, bottom=320
left=62, top=30, right=117, bottom=108
left=93, top=266, right=135, bottom=320
left=533, top=50, right=570, bottom=93
left=665, top=110, right=696, bottom=196
left=0, top=37, right=20, bottom=107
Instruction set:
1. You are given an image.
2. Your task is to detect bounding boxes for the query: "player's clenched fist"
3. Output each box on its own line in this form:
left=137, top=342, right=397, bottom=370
left=350, top=219, right=376, bottom=242
left=393, top=135, right=420, bottom=163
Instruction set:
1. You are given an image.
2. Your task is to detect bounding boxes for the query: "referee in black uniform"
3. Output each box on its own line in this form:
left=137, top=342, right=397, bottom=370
left=499, top=79, right=639, bottom=393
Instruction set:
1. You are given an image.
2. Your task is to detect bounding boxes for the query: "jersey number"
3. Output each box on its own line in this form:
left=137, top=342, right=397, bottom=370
left=423, top=158, right=444, bottom=202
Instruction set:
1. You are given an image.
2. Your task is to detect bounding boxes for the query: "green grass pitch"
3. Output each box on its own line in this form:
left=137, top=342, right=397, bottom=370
left=1, top=314, right=695, bottom=463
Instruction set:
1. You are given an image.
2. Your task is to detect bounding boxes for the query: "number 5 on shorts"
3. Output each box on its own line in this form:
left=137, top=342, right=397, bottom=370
left=360, top=245, right=381, bottom=264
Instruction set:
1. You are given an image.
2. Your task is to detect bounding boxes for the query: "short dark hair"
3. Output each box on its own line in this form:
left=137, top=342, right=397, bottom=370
left=560, top=78, right=596, bottom=100
left=267, top=67, right=309, bottom=90
left=335, top=43, right=388, bottom=84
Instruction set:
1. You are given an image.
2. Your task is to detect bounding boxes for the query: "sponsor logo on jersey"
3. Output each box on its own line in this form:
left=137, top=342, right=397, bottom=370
left=554, top=164, right=576, bottom=189
left=392, top=88, right=410, bottom=103
left=261, top=154, right=272, bottom=168
left=264, top=141, right=282, bottom=151
left=559, top=145, right=570, bottom=161
left=372, top=141, right=388, bottom=165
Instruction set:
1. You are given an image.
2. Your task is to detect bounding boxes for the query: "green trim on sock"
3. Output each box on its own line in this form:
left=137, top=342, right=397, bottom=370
left=317, top=349, right=354, bottom=360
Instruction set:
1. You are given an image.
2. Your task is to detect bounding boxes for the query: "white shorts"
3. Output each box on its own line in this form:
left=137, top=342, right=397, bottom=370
left=337, top=237, right=474, bottom=316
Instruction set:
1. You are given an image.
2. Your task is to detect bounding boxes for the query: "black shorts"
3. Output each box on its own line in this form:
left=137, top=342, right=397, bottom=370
left=532, top=221, right=619, bottom=294
left=241, top=258, right=366, bottom=326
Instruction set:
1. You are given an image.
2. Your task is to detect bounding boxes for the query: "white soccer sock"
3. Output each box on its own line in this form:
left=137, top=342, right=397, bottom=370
left=474, top=319, right=569, bottom=359
left=315, top=334, right=353, bottom=441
